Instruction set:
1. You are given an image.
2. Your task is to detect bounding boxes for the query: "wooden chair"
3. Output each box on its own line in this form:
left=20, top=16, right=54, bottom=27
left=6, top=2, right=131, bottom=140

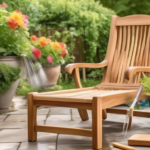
left=28, top=15, right=150, bottom=149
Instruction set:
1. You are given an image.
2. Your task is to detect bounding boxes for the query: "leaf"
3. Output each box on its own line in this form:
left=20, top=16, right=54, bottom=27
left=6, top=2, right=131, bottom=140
left=0, top=47, right=6, bottom=52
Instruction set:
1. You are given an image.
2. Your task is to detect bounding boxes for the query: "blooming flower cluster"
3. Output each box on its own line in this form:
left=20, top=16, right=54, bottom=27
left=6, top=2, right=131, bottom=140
left=7, top=10, right=28, bottom=29
left=1, top=2, right=8, bottom=8
left=30, top=35, right=68, bottom=65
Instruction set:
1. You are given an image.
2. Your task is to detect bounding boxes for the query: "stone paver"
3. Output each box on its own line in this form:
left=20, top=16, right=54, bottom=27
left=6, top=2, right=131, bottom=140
left=0, top=122, right=27, bottom=129
left=0, top=129, right=57, bottom=143
left=0, top=96, right=150, bottom=150
left=0, top=115, right=7, bottom=122
left=4, top=114, right=46, bottom=123
left=0, top=143, right=20, bottom=150
left=18, top=142, right=56, bottom=150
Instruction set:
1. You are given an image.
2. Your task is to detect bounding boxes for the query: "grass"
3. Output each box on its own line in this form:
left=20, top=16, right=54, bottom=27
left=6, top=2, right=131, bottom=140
left=16, top=78, right=101, bottom=96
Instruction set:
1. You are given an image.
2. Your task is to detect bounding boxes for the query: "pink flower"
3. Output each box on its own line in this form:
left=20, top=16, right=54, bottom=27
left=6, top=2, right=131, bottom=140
left=32, top=48, right=41, bottom=59
left=24, top=15, right=28, bottom=27
left=47, top=56, right=53, bottom=63
left=1, top=2, right=8, bottom=8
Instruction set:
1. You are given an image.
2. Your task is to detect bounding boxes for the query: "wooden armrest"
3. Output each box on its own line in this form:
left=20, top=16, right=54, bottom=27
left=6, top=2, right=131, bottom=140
left=65, top=60, right=108, bottom=74
left=125, top=67, right=150, bottom=80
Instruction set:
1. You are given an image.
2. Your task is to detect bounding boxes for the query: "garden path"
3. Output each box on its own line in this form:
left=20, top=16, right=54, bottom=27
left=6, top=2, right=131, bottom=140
left=0, top=96, right=150, bottom=150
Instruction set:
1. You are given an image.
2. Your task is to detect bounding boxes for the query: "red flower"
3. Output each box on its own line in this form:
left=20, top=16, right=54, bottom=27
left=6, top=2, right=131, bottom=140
left=59, top=42, right=66, bottom=51
left=31, top=35, right=38, bottom=41
left=1, top=2, right=8, bottom=8
left=8, top=18, right=18, bottom=29
left=59, top=43, right=67, bottom=57
left=32, top=48, right=41, bottom=59
left=61, top=49, right=68, bottom=58
left=15, top=10, right=22, bottom=13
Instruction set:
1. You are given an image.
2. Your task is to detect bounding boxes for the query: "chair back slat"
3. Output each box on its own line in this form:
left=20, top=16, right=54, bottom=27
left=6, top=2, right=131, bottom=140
left=103, top=15, right=150, bottom=84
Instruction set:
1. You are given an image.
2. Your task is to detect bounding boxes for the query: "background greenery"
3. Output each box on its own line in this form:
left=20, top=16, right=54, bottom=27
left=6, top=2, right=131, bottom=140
left=99, top=0, right=150, bottom=16
left=2, top=0, right=148, bottom=95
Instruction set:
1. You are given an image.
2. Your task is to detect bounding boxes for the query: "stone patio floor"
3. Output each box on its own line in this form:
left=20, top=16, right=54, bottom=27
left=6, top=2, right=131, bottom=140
left=0, top=96, right=150, bottom=150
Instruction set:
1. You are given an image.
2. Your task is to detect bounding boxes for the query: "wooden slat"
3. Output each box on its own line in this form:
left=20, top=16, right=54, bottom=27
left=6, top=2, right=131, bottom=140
left=111, top=26, right=123, bottom=83
left=38, top=87, right=95, bottom=95
left=34, top=101, right=92, bottom=110
left=130, top=26, right=139, bottom=66
left=116, top=26, right=127, bottom=83
left=107, top=108, right=150, bottom=118
left=104, top=16, right=118, bottom=82
left=33, top=95, right=92, bottom=103
left=101, top=92, right=147, bottom=109
left=35, top=125, right=92, bottom=137
left=110, top=27, right=121, bottom=82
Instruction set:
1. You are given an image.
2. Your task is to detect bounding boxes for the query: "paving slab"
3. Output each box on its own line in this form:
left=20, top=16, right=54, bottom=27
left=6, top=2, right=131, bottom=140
left=0, top=129, right=57, bottom=143
left=0, top=115, right=7, bottom=122
left=45, top=107, right=92, bottom=116
left=0, top=122, right=27, bottom=129
left=4, top=114, right=46, bottom=123
left=18, top=142, right=56, bottom=150
left=0, top=143, right=20, bottom=150
left=6, top=108, right=50, bottom=115
left=12, top=97, right=27, bottom=109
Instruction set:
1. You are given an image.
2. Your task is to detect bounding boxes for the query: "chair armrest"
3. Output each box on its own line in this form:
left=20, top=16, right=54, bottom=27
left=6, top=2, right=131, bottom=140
left=65, top=60, right=108, bottom=74
left=125, top=67, right=150, bottom=80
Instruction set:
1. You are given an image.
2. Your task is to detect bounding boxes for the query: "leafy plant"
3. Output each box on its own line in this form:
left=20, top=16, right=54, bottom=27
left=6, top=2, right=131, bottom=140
left=0, top=5, right=31, bottom=56
left=16, top=77, right=100, bottom=96
left=99, top=0, right=150, bottom=16
left=30, top=35, right=74, bottom=66
left=0, top=63, right=21, bottom=93
left=140, top=73, right=150, bottom=96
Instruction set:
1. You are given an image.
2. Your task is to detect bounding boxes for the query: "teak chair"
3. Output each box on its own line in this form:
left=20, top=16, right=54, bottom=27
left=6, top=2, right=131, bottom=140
left=28, top=15, right=150, bottom=149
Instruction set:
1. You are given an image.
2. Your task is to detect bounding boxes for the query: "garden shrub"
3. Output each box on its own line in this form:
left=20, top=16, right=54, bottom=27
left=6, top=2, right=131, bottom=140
left=39, top=0, right=115, bottom=63
left=99, top=0, right=150, bottom=16
left=0, top=63, right=21, bottom=93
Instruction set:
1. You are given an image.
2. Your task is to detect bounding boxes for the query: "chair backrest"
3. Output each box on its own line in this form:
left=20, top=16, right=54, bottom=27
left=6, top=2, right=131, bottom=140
left=103, top=15, right=150, bottom=84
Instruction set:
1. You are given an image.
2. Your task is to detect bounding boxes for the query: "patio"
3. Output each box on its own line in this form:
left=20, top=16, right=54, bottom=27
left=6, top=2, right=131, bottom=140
left=0, top=96, right=149, bottom=150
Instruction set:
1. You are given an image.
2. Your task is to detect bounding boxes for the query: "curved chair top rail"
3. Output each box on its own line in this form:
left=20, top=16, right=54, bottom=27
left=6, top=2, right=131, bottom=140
left=115, top=15, right=150, bottom=26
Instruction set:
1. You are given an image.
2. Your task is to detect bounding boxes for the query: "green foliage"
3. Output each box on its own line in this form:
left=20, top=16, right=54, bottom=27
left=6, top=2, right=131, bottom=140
left=99, top=0, right=150, bottom=16
left=0, top=7, right=32, bottom=56
left=38, top=0, right=115, bottom=63
left=2, top=0, right=115, bottom=63
left=87, top=68, right=104, bottom=80
left=140, top=73, right=150, bottom=96
left=0, top=63, right=21, bottom=93
left=16, top=77, right=100, bottom=96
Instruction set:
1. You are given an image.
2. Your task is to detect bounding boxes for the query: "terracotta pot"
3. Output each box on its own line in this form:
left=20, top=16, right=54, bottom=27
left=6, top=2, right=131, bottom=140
left=42, top=65, right=61, bottom=89
left=0, top=56, right=23, bottom=109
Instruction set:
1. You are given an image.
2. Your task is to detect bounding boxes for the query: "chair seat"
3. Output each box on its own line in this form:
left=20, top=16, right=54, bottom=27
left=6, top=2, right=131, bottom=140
left=33, top=87, right=142, bottom=105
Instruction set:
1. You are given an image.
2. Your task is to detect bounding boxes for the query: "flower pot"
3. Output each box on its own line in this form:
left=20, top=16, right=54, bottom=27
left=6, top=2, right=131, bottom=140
left=0, top=56, right=23, bottom=109
left=42, top=65, right=61, bottom=89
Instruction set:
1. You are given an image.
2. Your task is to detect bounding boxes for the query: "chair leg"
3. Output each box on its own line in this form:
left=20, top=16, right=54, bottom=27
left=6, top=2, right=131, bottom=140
left=78, top=109, right=89, bottom=121
left=28, top=93, right=37, bottom=142
left=102, top=109, right=107, bottom=120
left=92, top=97, right=102, bottom=149
left=148, top=97, right=150, bottom=107
left=128, top=108, right=133, bottom=130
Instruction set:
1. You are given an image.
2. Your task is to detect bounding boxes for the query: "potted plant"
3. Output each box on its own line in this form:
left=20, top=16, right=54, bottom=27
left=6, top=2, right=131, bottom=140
left=0, top=63, right=21, bottom=109
left=0, top=3, right=31, bottom=108
left=30, top=35, right=69, bottom=88
left=0, top=3, right=31, bottom=68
